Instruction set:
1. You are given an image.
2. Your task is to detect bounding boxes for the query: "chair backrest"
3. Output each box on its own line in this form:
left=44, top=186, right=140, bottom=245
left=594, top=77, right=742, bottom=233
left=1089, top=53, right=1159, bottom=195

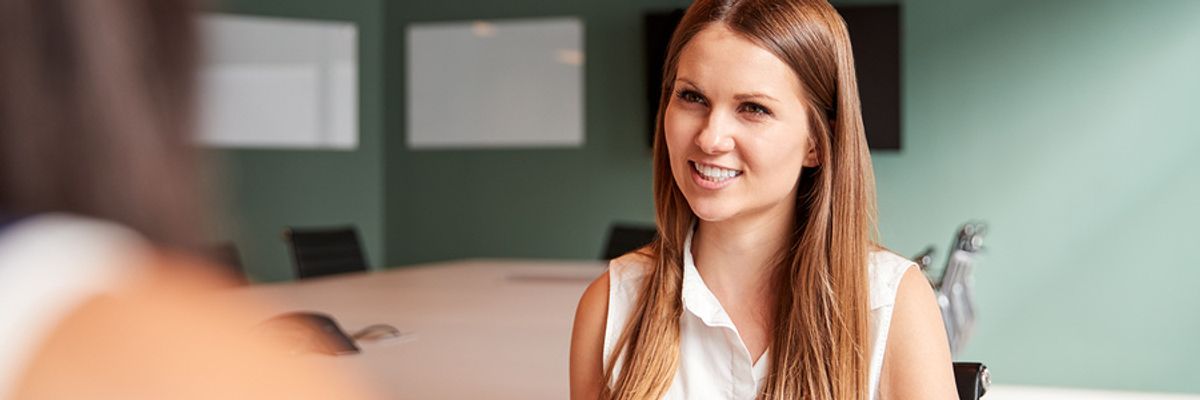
left=601, top=223, right=657, bottom=260
left=917, top=222, right=987, bottom=356
left=208, top=241, right=247, bottom=285
left=283, top=226, right=367, bottom=279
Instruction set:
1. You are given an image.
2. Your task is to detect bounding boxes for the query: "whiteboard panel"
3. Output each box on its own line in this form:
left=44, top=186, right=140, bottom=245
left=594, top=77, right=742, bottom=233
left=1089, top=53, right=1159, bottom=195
left=406, top=17, right=584, bottom=149
left=198, top=14, right=358, bottom=149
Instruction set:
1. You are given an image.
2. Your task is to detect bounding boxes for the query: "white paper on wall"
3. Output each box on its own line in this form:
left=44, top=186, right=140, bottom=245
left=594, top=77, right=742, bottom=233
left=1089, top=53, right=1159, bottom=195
left=198, top=14, right=358, bottom=150
left=406, top=17, right=585, bottom=149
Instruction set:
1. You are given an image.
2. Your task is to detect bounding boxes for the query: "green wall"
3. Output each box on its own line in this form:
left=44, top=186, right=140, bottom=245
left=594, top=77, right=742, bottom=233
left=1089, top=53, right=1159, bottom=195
left=383, top=0, right=690, bottom=265
left=209, top=0, right=385, bottom=282
left=215, top=0, right=1200, bottom=393
left=877, top=0, right=1200, bottom=393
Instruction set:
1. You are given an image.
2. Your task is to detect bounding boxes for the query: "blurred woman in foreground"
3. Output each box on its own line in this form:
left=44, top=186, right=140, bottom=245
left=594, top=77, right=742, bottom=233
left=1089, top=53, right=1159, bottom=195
left=0, top=0, right=376, bottom=398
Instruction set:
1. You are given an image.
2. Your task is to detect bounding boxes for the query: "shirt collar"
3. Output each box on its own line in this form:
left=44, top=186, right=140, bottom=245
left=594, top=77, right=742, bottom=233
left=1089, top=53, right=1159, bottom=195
left=681, top=225, right=737, bottom=329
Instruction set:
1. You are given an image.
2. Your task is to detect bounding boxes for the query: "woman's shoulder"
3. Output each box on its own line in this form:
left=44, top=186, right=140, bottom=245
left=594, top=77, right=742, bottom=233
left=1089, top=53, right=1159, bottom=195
left=573, top=248, right=655, bottom=335
left=0, top=213, right=152, bottom=309
left=867, top=249, right=919, bottom=310
left=571, top=251, right=656, bottom=399
left=607, top=248, right=655, bottom=286
left=0, top=214, right=149, bottom=259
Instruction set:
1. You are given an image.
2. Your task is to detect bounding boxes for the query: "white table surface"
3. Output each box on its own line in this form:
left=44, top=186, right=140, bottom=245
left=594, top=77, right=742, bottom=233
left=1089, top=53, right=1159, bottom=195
left=221, top=259, right=606, bottom=399
left=220, top=259, right=1200, bottom=400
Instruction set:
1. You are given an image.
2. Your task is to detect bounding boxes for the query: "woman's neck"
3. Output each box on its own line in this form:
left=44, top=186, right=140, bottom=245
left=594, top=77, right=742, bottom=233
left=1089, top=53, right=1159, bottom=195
left=691, top=203, right=794, bottom=301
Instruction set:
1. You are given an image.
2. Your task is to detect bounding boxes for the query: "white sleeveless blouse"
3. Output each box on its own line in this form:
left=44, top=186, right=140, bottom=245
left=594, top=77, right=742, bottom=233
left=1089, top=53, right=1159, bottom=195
left=603, top=230, right=916, bottom=399
left=0, top=215, right=147, bottom=397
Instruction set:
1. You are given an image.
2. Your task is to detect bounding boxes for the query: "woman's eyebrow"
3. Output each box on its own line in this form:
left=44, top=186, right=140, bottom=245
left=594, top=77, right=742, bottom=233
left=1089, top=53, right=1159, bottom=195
left=675, top=78, right=701, bottom=89
left=674, top=78, right=779, bottom=103
left=734, top=92, right=780, bottom=103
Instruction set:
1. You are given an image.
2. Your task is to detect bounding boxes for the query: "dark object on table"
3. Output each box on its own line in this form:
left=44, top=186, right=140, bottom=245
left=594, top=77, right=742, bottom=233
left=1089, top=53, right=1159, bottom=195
left=257, top=312, right=360, bottom=356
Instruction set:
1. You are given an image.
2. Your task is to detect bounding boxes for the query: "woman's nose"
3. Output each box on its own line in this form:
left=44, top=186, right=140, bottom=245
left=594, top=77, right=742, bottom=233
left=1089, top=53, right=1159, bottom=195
left=695, top=114, right=735, bottom=154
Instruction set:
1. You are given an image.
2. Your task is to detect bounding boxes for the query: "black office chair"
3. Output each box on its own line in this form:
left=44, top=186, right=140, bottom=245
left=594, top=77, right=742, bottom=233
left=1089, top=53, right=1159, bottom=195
left=601, top=223, right=657, bottom=260
left=918, top=222, right=992, bottom=400
left=953, top=362, right=990, bottom=400
left=207, top=241, right=248, bottom=285
left=283, top=226, right=368, bottom=279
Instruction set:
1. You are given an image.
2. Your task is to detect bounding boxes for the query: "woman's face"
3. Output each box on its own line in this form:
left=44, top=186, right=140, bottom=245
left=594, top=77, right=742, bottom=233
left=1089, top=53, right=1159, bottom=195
left=665, top=23, right=818, bottom=224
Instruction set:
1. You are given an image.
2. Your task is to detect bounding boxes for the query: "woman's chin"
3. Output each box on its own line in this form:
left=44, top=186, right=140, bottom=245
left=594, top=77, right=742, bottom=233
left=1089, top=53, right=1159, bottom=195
left=689, top=204, right=737, bottom=223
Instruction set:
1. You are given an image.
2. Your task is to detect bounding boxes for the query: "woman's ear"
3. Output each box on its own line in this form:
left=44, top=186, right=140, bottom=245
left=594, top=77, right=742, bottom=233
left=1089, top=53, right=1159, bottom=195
left=802, top=137, right=820, bottom=167
left=803, top=119, right=834, bottom=168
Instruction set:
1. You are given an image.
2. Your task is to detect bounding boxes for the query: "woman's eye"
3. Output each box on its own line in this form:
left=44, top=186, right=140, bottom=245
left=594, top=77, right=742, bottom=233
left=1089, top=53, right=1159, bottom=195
left=676, top=90, right=706, bottom=105
left=740, top=102, right=772, bottom=117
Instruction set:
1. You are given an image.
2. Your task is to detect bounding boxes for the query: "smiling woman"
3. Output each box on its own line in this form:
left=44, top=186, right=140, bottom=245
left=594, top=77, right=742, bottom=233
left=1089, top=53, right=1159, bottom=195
left=569, top=1, right=958, bottom=399
left=665, top=24, right=819, bottom=222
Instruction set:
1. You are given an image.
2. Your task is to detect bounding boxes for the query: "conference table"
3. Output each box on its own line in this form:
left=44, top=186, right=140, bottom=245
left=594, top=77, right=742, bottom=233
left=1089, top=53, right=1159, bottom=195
left=223, top=259, right=603, bottom=399
left=222, top=259, right=1199, bottom=400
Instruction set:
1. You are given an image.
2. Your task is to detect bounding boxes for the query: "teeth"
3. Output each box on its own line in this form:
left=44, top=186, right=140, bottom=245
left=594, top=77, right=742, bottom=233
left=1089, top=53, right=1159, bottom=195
left=693, top=162, right=741, bottom=182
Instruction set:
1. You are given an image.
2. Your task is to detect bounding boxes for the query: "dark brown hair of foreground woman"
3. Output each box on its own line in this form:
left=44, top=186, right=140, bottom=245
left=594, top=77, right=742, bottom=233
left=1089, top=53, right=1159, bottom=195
left=0, top=0, right=204, bottom=249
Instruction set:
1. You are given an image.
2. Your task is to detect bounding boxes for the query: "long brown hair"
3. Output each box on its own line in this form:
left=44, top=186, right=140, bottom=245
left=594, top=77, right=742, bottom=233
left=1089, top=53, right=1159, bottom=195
left=0, top=0, right=205, bottom=249
left=603, top=0, right=877, bottom=398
